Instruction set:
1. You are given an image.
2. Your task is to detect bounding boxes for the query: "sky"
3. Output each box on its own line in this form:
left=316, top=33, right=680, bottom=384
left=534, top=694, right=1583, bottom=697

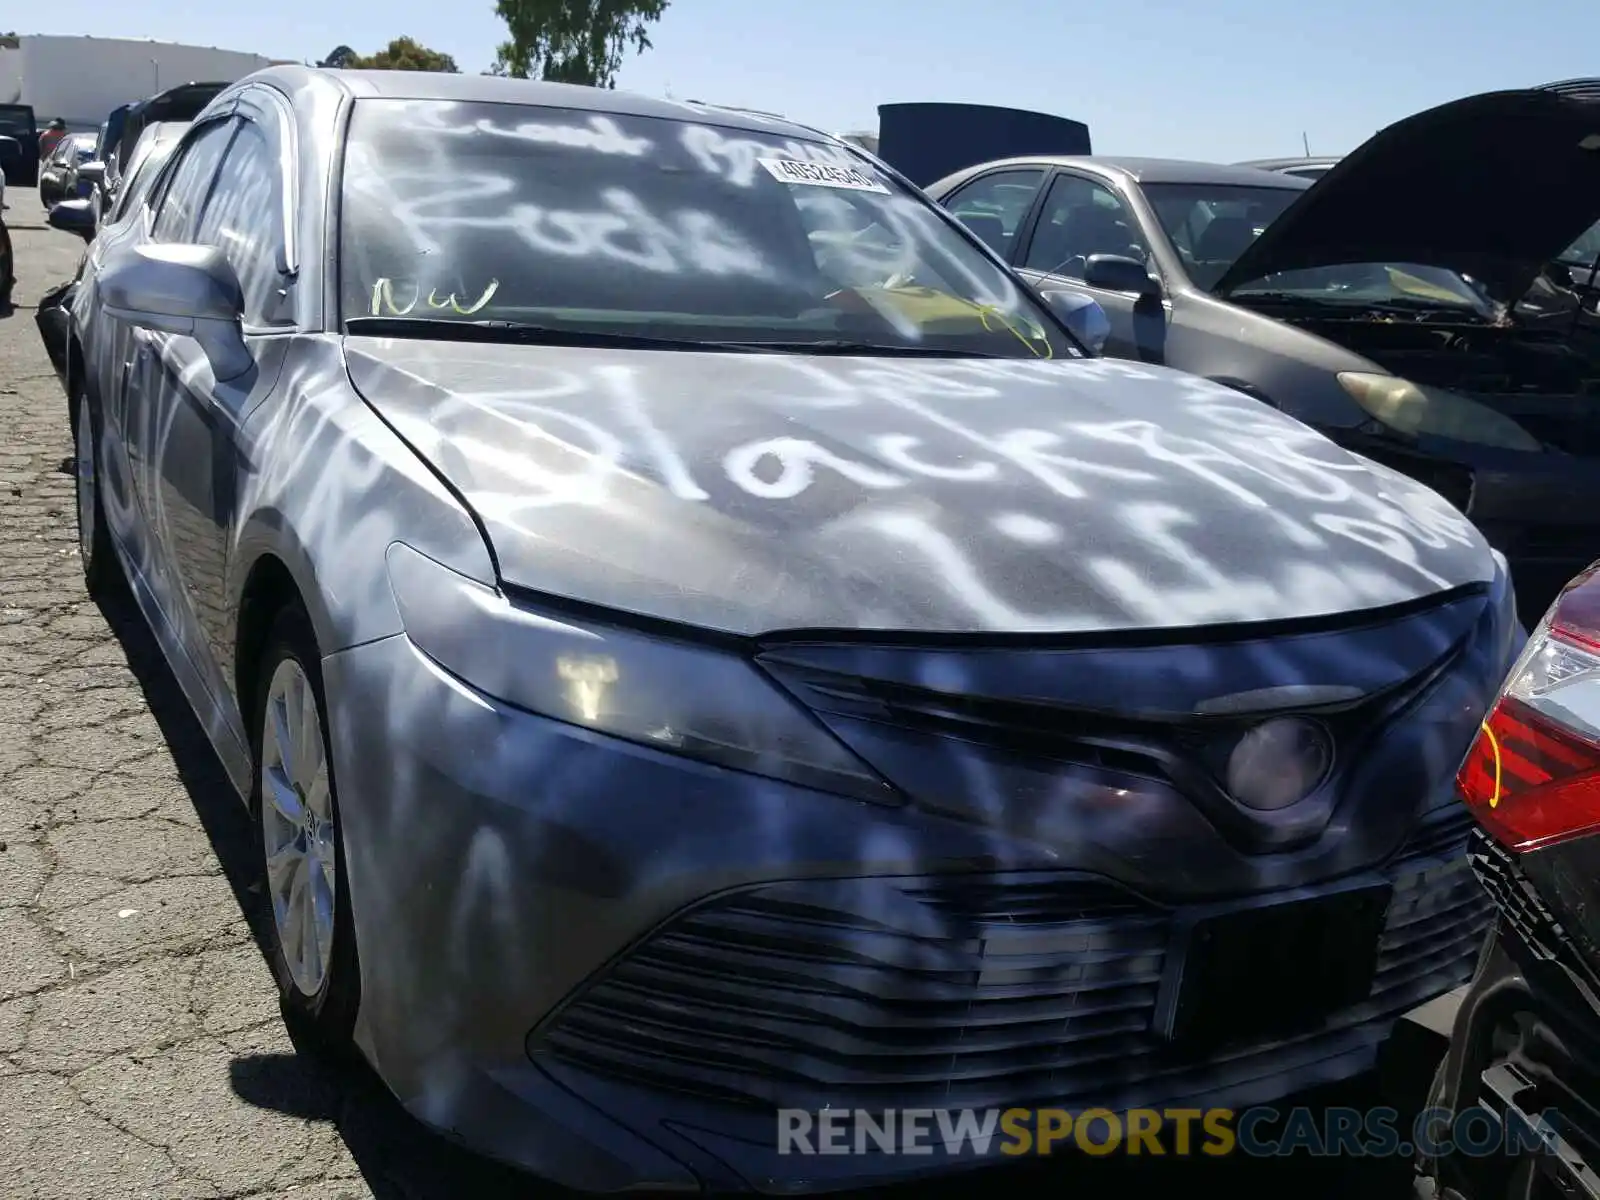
left=17, top=0, right=1600, bottom=161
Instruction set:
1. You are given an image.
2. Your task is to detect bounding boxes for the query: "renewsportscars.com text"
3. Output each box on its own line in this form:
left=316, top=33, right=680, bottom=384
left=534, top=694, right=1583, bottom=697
left=777, top=1106, right=1558, bottom=1158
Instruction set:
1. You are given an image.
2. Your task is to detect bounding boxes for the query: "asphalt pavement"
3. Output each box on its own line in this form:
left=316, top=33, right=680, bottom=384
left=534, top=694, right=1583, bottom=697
left=0, top=185, right=1425, bottom=1199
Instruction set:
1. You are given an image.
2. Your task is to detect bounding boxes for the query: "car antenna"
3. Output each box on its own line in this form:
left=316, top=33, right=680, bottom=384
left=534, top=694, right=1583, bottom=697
left=1301, top=131, right=1311, bottom=156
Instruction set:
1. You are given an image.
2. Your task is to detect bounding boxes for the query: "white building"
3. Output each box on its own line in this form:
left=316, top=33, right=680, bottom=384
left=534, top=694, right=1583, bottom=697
left=0, top=35, right=279, bottom=130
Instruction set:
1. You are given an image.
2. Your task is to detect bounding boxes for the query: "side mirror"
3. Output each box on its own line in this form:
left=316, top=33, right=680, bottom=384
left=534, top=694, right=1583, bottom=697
left=76, top=160, right=105, bottom=186
left=100, top=243, right=253, bottom=383
left=1083, top=253, right=1161, bottom=299
left=1043, top=290, right=1111, bottom=355
left=47, top=198, right=96, bottom=242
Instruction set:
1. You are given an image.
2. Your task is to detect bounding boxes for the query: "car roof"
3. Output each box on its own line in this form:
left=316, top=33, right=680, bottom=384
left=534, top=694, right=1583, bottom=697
left=243, top=64, right=840, bottom=146
left=936, top=154, right=1313, bottom=190
left=1235, top=155, right=1341, bottom=172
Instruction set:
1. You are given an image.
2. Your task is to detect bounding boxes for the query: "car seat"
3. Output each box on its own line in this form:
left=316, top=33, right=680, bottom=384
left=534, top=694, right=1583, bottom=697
left=956, top=211, right=1008, bottom=254
left=1030, top=204, right=1142, bottom=276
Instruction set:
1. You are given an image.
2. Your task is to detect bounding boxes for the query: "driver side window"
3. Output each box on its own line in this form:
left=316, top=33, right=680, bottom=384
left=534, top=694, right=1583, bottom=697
left=150, top=119, right=238, bottom=244
left=943, top=168, right=1046, bottom=257
left=1022, top=175, right=1149, bottom=279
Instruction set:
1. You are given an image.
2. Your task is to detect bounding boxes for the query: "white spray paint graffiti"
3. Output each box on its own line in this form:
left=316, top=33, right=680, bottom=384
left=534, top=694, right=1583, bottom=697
left=354, top=338, right=1488, bottom=636
left=343, top=103, right=1046, bottom=344
left=328, top=100, right=1487, bottom=633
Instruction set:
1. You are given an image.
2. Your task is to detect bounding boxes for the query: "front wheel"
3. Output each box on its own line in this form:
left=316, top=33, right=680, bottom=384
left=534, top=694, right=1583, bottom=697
left=251, top=604, right=361, bottom=1052
left=0, top=220, right=13, bottom=309
left=73, top=389, right=119, bottom=595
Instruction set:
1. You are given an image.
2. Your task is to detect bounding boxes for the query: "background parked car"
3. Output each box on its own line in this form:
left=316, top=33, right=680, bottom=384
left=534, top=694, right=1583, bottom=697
left=1419, top=560, right=1600, bottom=1200
left=0, top=175, right=11, bottom=309
left=927, top=83, right=1600, bottom=626
left=97, top=80, right=227, bottom=210
left=1235, top=155, right=1342, bottom=180
left=38, top=132, right=95, bottom=207
left=64, top=63, right=1519, bottom=1193
left=0, top=102, right=39, bottom=186
left=35, top=120, right=187, bottom=379
left=79, top=83, right=227, bottom=234
left=0, top=132, right=20, bottom=187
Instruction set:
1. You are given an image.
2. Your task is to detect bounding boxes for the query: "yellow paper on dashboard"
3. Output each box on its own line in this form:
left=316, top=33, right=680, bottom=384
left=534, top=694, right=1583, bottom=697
left=1385, top=266, right=1478, bottom=305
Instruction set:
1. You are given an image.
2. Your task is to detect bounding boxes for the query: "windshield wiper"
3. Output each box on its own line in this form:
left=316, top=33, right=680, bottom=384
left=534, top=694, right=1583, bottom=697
left=345, top=316, right=761, bottom=351
left=345, top=318, right=1009, bottom=357
left=709, top=339, right=1004, bottom=357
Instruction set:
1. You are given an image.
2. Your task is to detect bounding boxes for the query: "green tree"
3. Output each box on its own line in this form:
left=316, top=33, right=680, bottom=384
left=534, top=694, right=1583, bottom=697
left=492, top=0, right=669, bottom=87
left=346, top=37, right=460, bottom=73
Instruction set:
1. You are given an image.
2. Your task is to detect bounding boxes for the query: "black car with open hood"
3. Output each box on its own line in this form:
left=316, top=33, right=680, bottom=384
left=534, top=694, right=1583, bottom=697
left=1215, top=85, right=1600, bottom=308
left=927, top=81, right=1600, bottom=625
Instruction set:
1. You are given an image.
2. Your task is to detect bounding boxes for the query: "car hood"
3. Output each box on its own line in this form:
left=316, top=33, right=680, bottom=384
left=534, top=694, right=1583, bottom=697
left=344, top=339, right=1494, bottom=637
left=1214, top=85, right=1600, bottom=306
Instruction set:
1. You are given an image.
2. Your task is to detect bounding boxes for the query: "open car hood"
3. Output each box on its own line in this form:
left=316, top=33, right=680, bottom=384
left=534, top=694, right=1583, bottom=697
left=1214, top=83, right=1600, bottom=306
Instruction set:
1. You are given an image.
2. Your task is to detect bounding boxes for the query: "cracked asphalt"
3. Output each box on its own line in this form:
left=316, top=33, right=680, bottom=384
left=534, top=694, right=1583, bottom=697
left=0, top=187, right=1421, bottom=1200
left=0, top=186, right=563, bottom=1200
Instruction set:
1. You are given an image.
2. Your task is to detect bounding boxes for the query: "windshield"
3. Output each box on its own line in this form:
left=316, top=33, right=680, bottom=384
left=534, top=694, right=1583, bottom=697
left=1558, top=220, right=1600, bottom=268
left=0, top=106, right=34, bottom=138
left=1143, top=181, right=1492, bottom=313
left=338, top=100, right=1073, bottom=358
left=1141, top=183, right=1303, bottom=289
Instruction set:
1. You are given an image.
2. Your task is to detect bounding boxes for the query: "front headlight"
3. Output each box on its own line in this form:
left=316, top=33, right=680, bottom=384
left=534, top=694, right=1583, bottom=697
left=385, top=543, right=897, bottom=804
left=1337, top=372, right=1542, bottom=451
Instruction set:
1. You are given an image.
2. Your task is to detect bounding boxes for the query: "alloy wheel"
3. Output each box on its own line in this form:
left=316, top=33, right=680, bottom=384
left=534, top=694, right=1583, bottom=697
left=259, top=657, right=338, bottom=997
left=75, top=392, right=96, bottom=565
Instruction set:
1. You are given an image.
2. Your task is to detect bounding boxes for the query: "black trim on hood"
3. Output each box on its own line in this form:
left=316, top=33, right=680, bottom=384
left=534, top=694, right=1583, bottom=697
left=1214, top=83, right=1600, bottom=305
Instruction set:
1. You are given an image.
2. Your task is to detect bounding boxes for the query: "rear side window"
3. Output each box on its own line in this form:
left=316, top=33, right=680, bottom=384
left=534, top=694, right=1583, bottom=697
left=110, top=140, right=176, bottom=224
left=942, top=169, right=1047, bottom=256
left=151, top=119, right=237, bottom=243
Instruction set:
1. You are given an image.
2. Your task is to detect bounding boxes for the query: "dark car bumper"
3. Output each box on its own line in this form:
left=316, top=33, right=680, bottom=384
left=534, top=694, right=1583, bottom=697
left=34, top=278, right=74, bottom=381
left=1466, top=465, right=1600, bottom=628
left=320, top=629, right=1497, bottom=1192
left=1423, top=832, right=1600, bottom=1200
left=1343, top=439, right=1599, bottom=628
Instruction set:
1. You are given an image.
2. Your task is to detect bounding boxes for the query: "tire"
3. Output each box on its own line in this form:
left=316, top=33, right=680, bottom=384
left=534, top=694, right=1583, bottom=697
left=0, top=220, right=13, bottom=309
left=250, top=603, right=361, bottom=1053
left=73, top=387, right=120, bottom=595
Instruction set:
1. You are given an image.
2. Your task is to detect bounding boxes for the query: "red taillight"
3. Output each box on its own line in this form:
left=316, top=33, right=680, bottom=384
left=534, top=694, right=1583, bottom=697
left=1457, top=563, right=1600, bottom=852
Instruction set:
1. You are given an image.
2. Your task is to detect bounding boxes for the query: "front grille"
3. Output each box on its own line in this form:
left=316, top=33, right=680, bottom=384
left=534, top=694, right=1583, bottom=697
left=1470, top=828, right=1568, bottom=962
left=538, top=838, right=1492, bottom=1111
left=780, top=663, right=1439, bottom=809
left=1396, top=803, right=1478, bottom=862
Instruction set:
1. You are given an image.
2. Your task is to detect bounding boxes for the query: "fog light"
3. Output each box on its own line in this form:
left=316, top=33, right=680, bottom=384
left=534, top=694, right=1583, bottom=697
left=1225, top=717, right=1333, bottom=811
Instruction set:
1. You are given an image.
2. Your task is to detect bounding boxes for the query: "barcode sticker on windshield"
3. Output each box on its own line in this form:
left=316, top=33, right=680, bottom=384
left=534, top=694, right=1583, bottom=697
left=758, top=157, right=889, bottom=193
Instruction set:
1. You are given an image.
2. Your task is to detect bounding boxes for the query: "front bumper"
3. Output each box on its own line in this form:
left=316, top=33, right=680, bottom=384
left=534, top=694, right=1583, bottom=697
left=322, top=632, right=1495, bottom=1192
left=1425, top=833, right=1600, bottom=1200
